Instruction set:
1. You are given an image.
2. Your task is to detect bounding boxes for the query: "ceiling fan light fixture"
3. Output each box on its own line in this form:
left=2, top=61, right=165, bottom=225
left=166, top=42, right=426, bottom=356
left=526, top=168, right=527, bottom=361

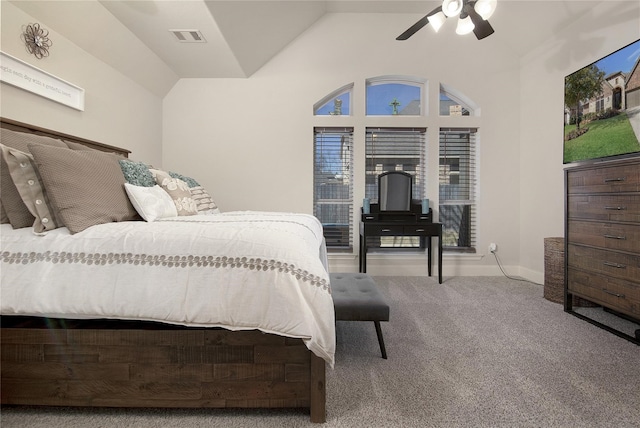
left=474, top=0, right=497, bottom=20
left=396, top=0, right=496, bottom=41
left=427, top=10, right=447, bottom=32
left=442, top=0, right=463, bottom=17
left=455, top=15, right=475, bottom=35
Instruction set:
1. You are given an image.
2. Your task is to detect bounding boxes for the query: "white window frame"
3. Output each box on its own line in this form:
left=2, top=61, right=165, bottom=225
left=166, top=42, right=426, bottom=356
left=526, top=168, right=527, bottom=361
left=313, top=78, right=480, bottom=254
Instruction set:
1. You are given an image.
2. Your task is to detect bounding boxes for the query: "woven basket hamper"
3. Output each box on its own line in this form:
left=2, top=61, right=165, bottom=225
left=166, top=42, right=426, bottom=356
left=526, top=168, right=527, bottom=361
left=544, top=237, right=597, bottom=307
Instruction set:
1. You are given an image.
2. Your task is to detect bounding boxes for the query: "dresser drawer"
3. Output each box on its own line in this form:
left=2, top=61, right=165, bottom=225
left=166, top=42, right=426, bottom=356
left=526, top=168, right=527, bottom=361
left=364, top=225, right=404, bottom=235
left=403, top=224, right=441, bottom=235
left=568, top=220, right=640, bottom=253
left=567, top=244, right=640, bottom=283
left=568, top=268, right=640, bottom=317
left=567, top=162, right=640, bottom=194
left=568, top=194, right=640, bottom=222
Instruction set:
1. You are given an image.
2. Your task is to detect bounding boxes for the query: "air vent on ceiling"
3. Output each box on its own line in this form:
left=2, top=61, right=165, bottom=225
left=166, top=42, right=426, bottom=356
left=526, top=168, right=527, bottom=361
left=169, top=29, right=206, bottom=43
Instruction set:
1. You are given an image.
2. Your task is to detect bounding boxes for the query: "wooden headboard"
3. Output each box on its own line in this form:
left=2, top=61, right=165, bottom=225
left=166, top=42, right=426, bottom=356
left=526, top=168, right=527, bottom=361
left=0, top=117, right=130, bottom=157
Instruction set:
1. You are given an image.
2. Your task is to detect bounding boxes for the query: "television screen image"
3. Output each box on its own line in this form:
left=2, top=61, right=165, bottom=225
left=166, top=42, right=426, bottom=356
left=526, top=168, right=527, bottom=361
left=564, top=39, right=640, bottom=164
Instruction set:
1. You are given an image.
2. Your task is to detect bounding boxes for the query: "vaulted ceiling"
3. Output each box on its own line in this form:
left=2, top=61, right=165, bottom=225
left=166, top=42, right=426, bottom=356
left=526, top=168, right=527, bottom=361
left=8, top=1, right=635, bottom=97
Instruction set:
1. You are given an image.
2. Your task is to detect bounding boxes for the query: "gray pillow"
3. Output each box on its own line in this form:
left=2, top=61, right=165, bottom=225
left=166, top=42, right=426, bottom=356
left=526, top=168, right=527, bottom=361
left=0, top=128, right=67, bottom=229
left=0, top=203, right=9, bottom=224
left=29, top=144, right=140, bottom=234
left=0, top=144, right=60, bottom=233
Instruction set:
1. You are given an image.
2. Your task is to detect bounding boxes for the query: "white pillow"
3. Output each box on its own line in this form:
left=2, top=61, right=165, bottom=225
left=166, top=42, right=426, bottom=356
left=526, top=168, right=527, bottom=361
left=124, top=183, right=177, bottom=222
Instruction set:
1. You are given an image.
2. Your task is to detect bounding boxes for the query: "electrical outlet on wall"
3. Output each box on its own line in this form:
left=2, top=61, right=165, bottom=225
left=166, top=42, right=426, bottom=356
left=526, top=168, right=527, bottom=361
left=489, top=243, right=497, bottom=253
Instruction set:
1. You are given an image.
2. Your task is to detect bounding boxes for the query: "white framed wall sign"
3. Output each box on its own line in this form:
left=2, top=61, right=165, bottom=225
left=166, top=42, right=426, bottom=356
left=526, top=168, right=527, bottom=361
left=0, top=51, right=85, bottom=111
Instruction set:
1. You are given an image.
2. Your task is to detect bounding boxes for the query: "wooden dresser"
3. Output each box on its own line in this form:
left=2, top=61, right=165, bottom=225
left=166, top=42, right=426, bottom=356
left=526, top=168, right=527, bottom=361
left=564, top=157, right=640, bottom=343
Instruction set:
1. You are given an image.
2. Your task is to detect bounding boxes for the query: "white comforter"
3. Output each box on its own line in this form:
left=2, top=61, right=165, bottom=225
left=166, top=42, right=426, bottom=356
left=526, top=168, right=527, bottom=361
left=0, top=211, right=335, bottom=366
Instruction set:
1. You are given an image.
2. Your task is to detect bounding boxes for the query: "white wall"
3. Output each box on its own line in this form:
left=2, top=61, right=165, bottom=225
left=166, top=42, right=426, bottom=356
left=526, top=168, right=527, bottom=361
left=164, top=12, right=524, bottom=277
left=518, top=1, right=640, bottom=281
left=6, top=2, right=637, bottom=281
left=0, top=2, right=163, bottom=166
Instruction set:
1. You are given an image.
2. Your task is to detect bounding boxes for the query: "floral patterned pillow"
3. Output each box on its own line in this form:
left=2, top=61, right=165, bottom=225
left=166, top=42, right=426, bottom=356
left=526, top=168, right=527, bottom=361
left=150, top=169, right=197, bottom=216
left=119, top=159, right=155, bottom=187
left=169, top=171, right=200, bottom=188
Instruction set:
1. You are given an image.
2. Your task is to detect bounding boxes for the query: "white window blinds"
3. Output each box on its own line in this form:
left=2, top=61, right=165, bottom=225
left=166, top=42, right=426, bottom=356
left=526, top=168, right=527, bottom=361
left=439, top=128, right=477, bottom=252
left=313, top=127, right=354, bottom=250
left=365, top=127, right=427, bottom=249
left=365, top=127, right=427, bottom=201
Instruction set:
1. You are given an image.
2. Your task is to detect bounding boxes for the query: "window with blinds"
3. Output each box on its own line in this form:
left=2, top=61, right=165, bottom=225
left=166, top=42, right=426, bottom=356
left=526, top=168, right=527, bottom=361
left=313, top=127, right=354, bottom=250
left=365, top=127, right=427, bottom=248
left=439, top=128, right=477, bottom=252
left=365, top=128, right=427, bottom=200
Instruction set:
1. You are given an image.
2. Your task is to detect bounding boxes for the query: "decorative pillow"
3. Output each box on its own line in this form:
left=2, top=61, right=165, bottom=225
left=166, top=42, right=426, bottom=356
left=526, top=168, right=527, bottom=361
left=190, top=186, right=221, bottom=214
left=0, top=153, right=34, bottom=228
left=0, top=203, right=9, bottom=224
left=0, top=127, right=67, bottom=228
left=0, top=144, right=60, bottom=233
left=119, top=159, right=155, bottom=187
left=150, top=169, right=198, bottom=216
left=0, top=127, right=68, bottom=152
left=28, top=144, right=140, bottom=234
left=169, top=171, right=200, bottom=188
left=124, top=184, right=178, bottom=222
left=64, top=140, right=95, bottom=151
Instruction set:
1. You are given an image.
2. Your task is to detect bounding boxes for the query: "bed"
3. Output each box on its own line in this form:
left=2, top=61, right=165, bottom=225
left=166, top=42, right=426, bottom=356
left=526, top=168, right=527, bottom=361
left=0, top=118, right=333, bottom=423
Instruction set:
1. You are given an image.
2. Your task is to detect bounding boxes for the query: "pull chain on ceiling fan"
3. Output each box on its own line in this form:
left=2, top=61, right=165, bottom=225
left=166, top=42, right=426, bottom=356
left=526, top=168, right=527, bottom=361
left=397, top=0, right=496, bottom=41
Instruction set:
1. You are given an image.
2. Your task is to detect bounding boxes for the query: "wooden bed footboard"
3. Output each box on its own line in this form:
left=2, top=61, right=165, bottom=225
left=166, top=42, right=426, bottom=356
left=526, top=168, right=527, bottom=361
left=0, top=318, right=326, bottom=423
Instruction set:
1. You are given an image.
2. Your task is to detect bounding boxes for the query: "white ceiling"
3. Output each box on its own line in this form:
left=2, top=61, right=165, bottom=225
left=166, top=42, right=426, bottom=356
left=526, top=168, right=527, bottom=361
left=8, top=1, right=635, bottom=97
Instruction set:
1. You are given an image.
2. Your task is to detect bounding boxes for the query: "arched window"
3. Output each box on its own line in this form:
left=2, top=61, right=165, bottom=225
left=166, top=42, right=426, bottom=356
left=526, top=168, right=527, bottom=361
left=440, top=83, right=479, bottom=116
left=366, top=76, right=426, bottom=116
left=313, top=83, right=353, bottom=116
left=313, top=78, right=479, bottom=254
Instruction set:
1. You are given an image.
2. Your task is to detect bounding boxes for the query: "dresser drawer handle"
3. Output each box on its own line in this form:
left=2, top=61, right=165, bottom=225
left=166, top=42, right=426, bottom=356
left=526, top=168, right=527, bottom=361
left=382, top=229, right=391, bottom=232
left=604, top=234, right=626, bottom=240
left=415, top=229, right=425, bottom=232
left=604, top=206, right=626, bottom=210
left=603, top=261, right=627, bottom=269
left=602, top=289, right=625, bottom=298
left=603, top=177, right=626, bottom=183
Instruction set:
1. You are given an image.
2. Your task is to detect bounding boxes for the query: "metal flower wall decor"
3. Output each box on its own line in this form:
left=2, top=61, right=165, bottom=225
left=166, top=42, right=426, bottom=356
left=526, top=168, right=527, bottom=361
left=21, top=23, right=52, bottom=59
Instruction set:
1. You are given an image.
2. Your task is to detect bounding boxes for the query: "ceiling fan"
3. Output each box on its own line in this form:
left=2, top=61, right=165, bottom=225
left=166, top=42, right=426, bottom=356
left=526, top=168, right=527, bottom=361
left=397, top=0, right=497, bottom=41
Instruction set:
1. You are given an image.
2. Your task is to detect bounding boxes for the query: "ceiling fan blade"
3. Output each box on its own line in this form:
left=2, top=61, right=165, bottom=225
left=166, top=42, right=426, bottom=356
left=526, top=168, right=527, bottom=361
left=396, top=14, right=430, bottom=40
left=468, top=6, right=495, bottom=40
left=472, top=18, right=494, bottom=39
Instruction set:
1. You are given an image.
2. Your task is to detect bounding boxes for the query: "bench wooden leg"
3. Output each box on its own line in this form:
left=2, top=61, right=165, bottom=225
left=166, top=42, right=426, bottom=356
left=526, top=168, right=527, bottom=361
left=374, top=321, right=387, bottom=359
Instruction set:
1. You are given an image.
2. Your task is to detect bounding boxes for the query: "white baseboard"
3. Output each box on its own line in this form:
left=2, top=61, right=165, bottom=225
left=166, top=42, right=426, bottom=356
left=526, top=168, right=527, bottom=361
left=327, top=252, right=543, bottom=284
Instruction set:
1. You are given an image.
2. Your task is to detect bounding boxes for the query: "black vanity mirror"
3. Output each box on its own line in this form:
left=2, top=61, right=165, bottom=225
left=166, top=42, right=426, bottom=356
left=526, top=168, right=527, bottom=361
left=378, top=171, right=412, bottom=211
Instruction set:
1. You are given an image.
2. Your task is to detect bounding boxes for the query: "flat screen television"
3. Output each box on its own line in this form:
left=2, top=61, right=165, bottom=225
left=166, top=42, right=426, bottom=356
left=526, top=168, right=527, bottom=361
left=563, top=39, right=640, bottom=164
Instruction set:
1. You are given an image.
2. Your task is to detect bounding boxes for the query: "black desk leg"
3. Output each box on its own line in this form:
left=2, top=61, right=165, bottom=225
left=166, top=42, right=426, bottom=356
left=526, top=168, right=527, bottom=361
left=359, top=234, right=367, bottom=273
left=426, top=236, right=432, bottom=277
left=358, top=234, right=362, bottom=272
left=438, top=228, right=442, bottom=284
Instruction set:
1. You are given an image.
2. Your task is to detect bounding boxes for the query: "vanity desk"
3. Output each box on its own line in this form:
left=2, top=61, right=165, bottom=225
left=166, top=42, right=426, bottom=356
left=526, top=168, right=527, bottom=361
left=359, top=203, right=443, bottom=283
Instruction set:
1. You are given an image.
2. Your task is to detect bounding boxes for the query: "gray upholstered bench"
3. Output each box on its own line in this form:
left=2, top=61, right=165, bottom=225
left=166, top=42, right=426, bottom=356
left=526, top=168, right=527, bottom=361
left=330, top=273, right=390, bottom=359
